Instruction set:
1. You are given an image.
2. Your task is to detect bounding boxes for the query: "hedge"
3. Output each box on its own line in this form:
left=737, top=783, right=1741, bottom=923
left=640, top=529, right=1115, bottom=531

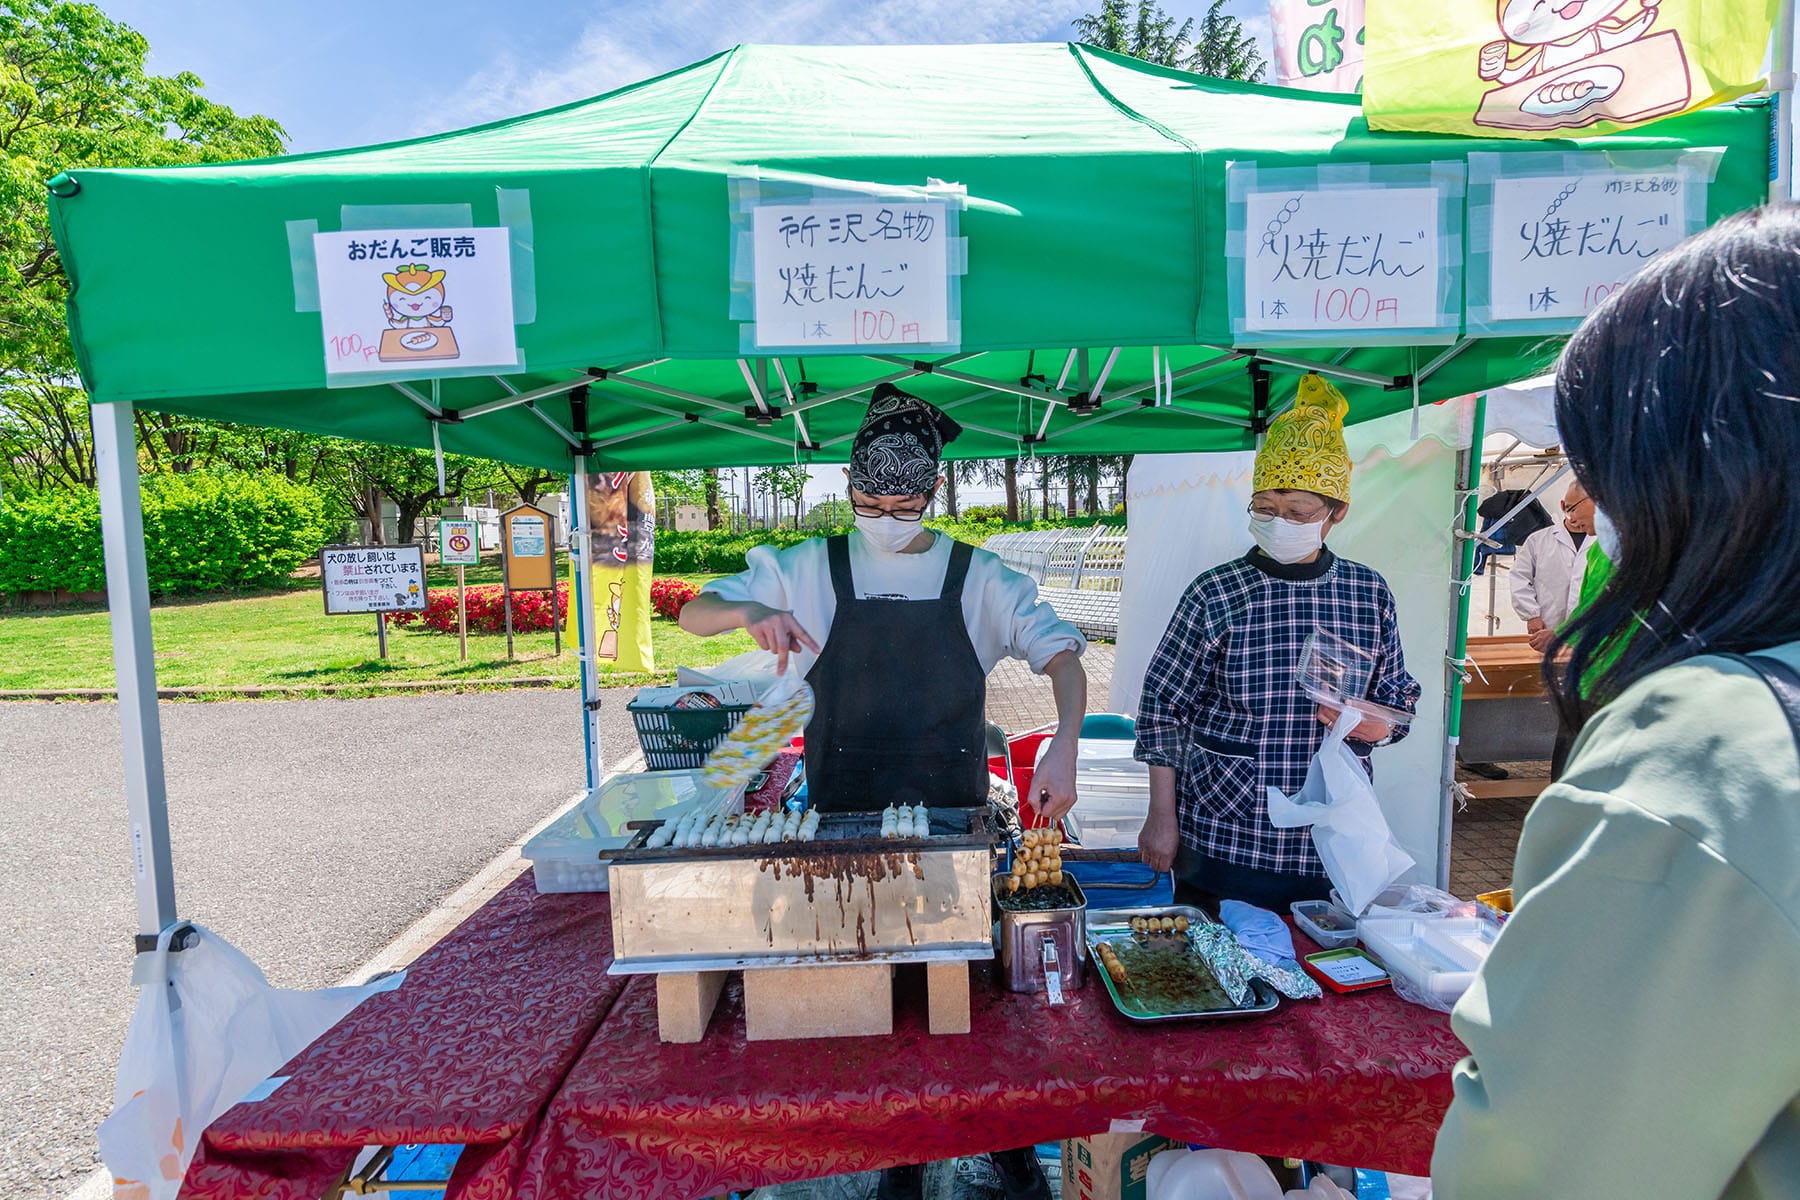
left=0, top=473, right=332, bottom=598
left=650, top=514, right=1122, bottom=575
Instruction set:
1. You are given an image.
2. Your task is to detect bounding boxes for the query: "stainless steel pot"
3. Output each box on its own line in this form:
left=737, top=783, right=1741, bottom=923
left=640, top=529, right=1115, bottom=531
left=994, top=873, right=1088, bottom=1004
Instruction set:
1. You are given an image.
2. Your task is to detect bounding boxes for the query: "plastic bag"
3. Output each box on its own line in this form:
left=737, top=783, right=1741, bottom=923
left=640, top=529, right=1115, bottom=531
left=99, top=924, right=403, bottom=1200
left=1332, top=883, right=1471, bottom=923
left=1265, top=709, right=1415, bottom=916
left=699, top=668, right=814, bottom=792
left=1147, top=1148, right=1284, bottom=1200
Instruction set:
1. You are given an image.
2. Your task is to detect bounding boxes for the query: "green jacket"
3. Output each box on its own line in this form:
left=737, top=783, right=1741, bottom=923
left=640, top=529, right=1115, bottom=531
left=1433, top=644, right=1800, bottom=1198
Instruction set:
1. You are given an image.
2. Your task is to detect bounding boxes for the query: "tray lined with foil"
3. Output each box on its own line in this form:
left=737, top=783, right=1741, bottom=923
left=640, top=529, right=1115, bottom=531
left=1086, top=906, right=1280, bottom=1022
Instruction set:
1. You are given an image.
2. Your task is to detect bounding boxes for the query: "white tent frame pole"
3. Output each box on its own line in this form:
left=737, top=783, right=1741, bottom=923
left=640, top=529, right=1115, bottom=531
left=95, top=400, right=179, bottom=947
left=461, top=375, right=596, bottom=421
left=1774, top=0, right=1796, bottom=203
left=569, top=454, right=603, bottom=791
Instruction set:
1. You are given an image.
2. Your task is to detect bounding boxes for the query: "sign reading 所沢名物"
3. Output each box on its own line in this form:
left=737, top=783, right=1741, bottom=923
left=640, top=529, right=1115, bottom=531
left=750, top=199, right=951, bottom=350
left=313, top=227, right=518, bottom=380
left=320, top=544, right=428, bottom=614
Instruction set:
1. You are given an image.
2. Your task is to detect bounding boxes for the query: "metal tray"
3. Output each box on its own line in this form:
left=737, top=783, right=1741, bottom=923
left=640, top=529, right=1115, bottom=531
left=1085, top=905, right=1279, bottom=1022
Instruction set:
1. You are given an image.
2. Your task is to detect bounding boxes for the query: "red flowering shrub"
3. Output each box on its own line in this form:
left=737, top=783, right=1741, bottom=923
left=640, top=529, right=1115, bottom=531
left=650, top=577, right=699, bottom=621
left=386, top=583, right=569, bottom=635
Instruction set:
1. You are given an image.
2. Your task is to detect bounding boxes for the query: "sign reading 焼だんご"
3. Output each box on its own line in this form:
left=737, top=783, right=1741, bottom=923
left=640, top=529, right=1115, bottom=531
left=1362, top=0, right=1778, bottom=138
left=313, top=227, right=518, bottom=381
left=1227, top=162, right=1465, bottom=346
left=730, top=179, right=967, bottom=354
left=1466, top=149, right=1719, bottom=334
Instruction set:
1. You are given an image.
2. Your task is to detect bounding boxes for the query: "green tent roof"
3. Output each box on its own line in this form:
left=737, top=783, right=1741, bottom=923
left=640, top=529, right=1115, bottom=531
left=48, top=43, right=1772, bottom=472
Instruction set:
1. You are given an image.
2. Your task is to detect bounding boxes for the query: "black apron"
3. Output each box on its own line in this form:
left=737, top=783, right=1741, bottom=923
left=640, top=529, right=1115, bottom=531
left=803, top=535, right=988, bottom=812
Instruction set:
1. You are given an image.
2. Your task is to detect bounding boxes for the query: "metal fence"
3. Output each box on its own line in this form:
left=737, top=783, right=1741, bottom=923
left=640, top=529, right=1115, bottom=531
left=985, top=526, right=1126, bottom=640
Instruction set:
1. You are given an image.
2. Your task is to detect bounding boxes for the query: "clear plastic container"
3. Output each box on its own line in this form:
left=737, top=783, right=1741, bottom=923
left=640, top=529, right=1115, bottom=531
left=1290, top=899, right=1359, bottom=950
left=1296, top=629, right=1416, bottom=727
left=525, top=770, right=705, bottom=893
left=1356, top=916, right=1497, bottom=1008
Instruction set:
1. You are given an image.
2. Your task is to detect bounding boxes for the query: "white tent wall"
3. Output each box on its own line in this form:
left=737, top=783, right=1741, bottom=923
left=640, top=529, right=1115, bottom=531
left=1109, top=398, right=1472, bottom=887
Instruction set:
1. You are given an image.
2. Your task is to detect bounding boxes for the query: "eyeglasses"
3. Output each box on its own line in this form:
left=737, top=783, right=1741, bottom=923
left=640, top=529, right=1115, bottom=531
left=1560, top=498, right=1592, bottom=513
left=852, top=503, right=929, bottom=522
left=1247, top=501, right=1331, bottom=525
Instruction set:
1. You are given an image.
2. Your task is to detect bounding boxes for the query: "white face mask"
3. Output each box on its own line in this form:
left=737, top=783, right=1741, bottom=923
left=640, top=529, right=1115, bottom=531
left=855, top=514, right=926, bottom=554
left=1249, top=512, right=1325, bottom=564
left=1592, top=505, right=1621, bottom=561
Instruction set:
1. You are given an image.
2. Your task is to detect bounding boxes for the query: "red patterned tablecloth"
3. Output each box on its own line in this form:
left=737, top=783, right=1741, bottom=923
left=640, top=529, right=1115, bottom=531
left=517, top=932, right=1462, bottom=1200
left=180, top=876, right=620, bottom=1200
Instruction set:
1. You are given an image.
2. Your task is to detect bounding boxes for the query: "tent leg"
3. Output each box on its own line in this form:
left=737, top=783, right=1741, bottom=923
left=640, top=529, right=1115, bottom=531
left=571, top=458, right=603, bottom=790
left=94, top=400, right=180, bottom=949
left=1440, top=394, right=1488, bottom=892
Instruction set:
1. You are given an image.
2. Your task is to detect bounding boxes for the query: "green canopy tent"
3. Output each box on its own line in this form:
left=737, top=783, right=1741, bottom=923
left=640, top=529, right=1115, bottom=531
left=46, top=42, right=1774, bottom=950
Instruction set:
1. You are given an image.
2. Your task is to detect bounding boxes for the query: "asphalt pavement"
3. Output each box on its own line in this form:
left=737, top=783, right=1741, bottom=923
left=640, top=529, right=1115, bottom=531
left=0, top=689, right=640, bottom=1200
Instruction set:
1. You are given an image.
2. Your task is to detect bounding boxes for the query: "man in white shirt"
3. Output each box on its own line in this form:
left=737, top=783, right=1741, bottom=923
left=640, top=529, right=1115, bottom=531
left=1511, top=482, right=1597, bottom=653
left=679, top=384, right=1085, bottom=1200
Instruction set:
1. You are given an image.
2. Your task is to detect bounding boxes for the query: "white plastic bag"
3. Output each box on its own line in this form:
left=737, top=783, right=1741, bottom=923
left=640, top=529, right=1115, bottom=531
left=99, top=924, right=403, bottom=1200
left=1147, top=1148, right=1284, bottom=1200
left=1265, top=709, right=1415, bottom=915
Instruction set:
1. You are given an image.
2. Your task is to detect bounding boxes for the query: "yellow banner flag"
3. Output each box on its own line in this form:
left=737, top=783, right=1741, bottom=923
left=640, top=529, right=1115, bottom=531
left=1364, top=0, right=1779, bottom=138
left=586, top=470, right=655, bottom=674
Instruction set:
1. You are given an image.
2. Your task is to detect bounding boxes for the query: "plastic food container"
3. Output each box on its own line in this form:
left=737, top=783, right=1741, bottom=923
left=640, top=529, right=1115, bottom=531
left=1290, top=899, right=1359, bottom=950
left=525, top=769, right=705, bottom=893
left=1357, top=916, right=1497, bottom=1008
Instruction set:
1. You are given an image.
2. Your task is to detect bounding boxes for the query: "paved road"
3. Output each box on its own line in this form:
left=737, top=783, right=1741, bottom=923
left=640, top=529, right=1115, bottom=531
left=0, top=689, right=641, bottom=1200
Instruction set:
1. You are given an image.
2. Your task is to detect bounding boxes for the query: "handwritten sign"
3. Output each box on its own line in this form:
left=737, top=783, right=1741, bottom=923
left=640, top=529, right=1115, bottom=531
left=751, top=200, right=949, bottom=348
left=320, top=544, right=428, bottom=614
left=1486, top=172, right=1692, bottom=324
left=1243, top=186, right=1442, bottom=338
left=314, top=227, right=517, bottom=379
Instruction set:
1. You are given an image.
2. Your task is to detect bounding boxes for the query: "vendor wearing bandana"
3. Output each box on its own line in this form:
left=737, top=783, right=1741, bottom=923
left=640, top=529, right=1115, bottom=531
left=681, top=383, right=1088, bottom=822
left=1134, top=375, right=1421, bottom=910
left=681, top=385, right=1086, bottom=1198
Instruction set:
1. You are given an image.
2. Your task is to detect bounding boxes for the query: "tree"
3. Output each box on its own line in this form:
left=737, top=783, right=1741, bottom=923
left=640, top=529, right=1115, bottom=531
left=753, top=465, right=809, bottom=526
left=1, top=1, right=285, bottom=384
left=0, top=375, right=92, bottom=489
left=1189, top=0, right=1268, bottom=82
left=496, top=461, right=564, bottom=507
left=1073, top=0, right=1265, bottom=83
left=703, top=468, right=722, bottom=530
left=321, top=443, right=485, bottom=545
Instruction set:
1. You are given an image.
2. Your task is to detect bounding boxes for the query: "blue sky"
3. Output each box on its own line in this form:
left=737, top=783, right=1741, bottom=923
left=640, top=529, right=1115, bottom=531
left=107, top=0, right=1273, bottom=153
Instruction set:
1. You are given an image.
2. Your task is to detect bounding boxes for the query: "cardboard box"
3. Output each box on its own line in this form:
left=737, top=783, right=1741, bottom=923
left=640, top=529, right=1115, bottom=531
left=1062, top=1132, right=1178, bottom=1200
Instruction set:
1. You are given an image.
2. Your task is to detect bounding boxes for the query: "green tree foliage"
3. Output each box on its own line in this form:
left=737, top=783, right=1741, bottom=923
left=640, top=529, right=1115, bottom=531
left=1073, top=0, right=1266, bottom=82
left=0, top=472, right=331, bottom=596
left=0, top=1, right=286, bottom=381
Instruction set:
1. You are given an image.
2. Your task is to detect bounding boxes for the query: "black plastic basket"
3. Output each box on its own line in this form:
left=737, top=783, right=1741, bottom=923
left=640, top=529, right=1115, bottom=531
left=627, top=693, right=753, bottom=770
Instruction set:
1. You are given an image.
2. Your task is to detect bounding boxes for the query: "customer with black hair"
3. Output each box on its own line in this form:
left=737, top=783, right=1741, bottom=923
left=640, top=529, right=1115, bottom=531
left=1433, top=205, right=1800, bottom=1198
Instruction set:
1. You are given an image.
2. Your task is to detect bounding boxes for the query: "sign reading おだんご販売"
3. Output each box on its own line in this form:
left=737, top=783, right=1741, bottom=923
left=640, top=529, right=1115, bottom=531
left=751, top=200, right=950, bottom=349
left=313, top=228, right=517, bottom=379
left=320, top=544, right=428, bottom=614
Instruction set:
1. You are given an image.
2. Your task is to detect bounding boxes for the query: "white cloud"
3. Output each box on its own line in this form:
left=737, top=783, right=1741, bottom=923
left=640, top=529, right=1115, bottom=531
left=425, top=0, right=1087, bottom=134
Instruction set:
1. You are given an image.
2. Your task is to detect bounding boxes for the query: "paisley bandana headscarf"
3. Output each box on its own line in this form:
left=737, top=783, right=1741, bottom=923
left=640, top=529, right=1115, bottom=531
left=1252, top=373, right=1352, bottom=503
left=848, top=384, right=963, bottom=496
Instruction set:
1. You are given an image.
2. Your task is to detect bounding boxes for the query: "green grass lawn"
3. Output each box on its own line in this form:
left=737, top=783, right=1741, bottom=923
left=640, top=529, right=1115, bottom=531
left=0, top=569, right=753, bottom=696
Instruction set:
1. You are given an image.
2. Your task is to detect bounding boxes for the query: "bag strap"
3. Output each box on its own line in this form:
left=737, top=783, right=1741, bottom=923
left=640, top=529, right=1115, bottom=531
left=1724, top=653, right=1800, bottom=753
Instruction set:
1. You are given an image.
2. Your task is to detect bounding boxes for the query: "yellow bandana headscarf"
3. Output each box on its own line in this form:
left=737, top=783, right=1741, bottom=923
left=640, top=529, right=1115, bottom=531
left=1253, top=374, right=1351, bottom=503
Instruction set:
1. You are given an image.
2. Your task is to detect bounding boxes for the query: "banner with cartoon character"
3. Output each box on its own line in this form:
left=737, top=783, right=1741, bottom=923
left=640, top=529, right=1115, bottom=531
left=586, top=471, right=655, bottom=675
left=313, top=227, right=518, bottom=380
left=1270, top=0, right=1365, bottom=93
left=1364, top=0, right=1779, bottom=138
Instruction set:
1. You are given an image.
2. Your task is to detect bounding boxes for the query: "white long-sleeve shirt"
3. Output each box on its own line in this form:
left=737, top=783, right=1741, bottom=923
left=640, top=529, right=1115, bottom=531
left=1509, top=523, right=1591, bottom=631
left=701, top=530, right=1086, bottom=680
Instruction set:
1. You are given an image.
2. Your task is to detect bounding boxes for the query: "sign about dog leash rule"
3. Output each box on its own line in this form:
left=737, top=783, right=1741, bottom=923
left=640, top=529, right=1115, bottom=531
left=320, top=544, right=428, bottom=614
